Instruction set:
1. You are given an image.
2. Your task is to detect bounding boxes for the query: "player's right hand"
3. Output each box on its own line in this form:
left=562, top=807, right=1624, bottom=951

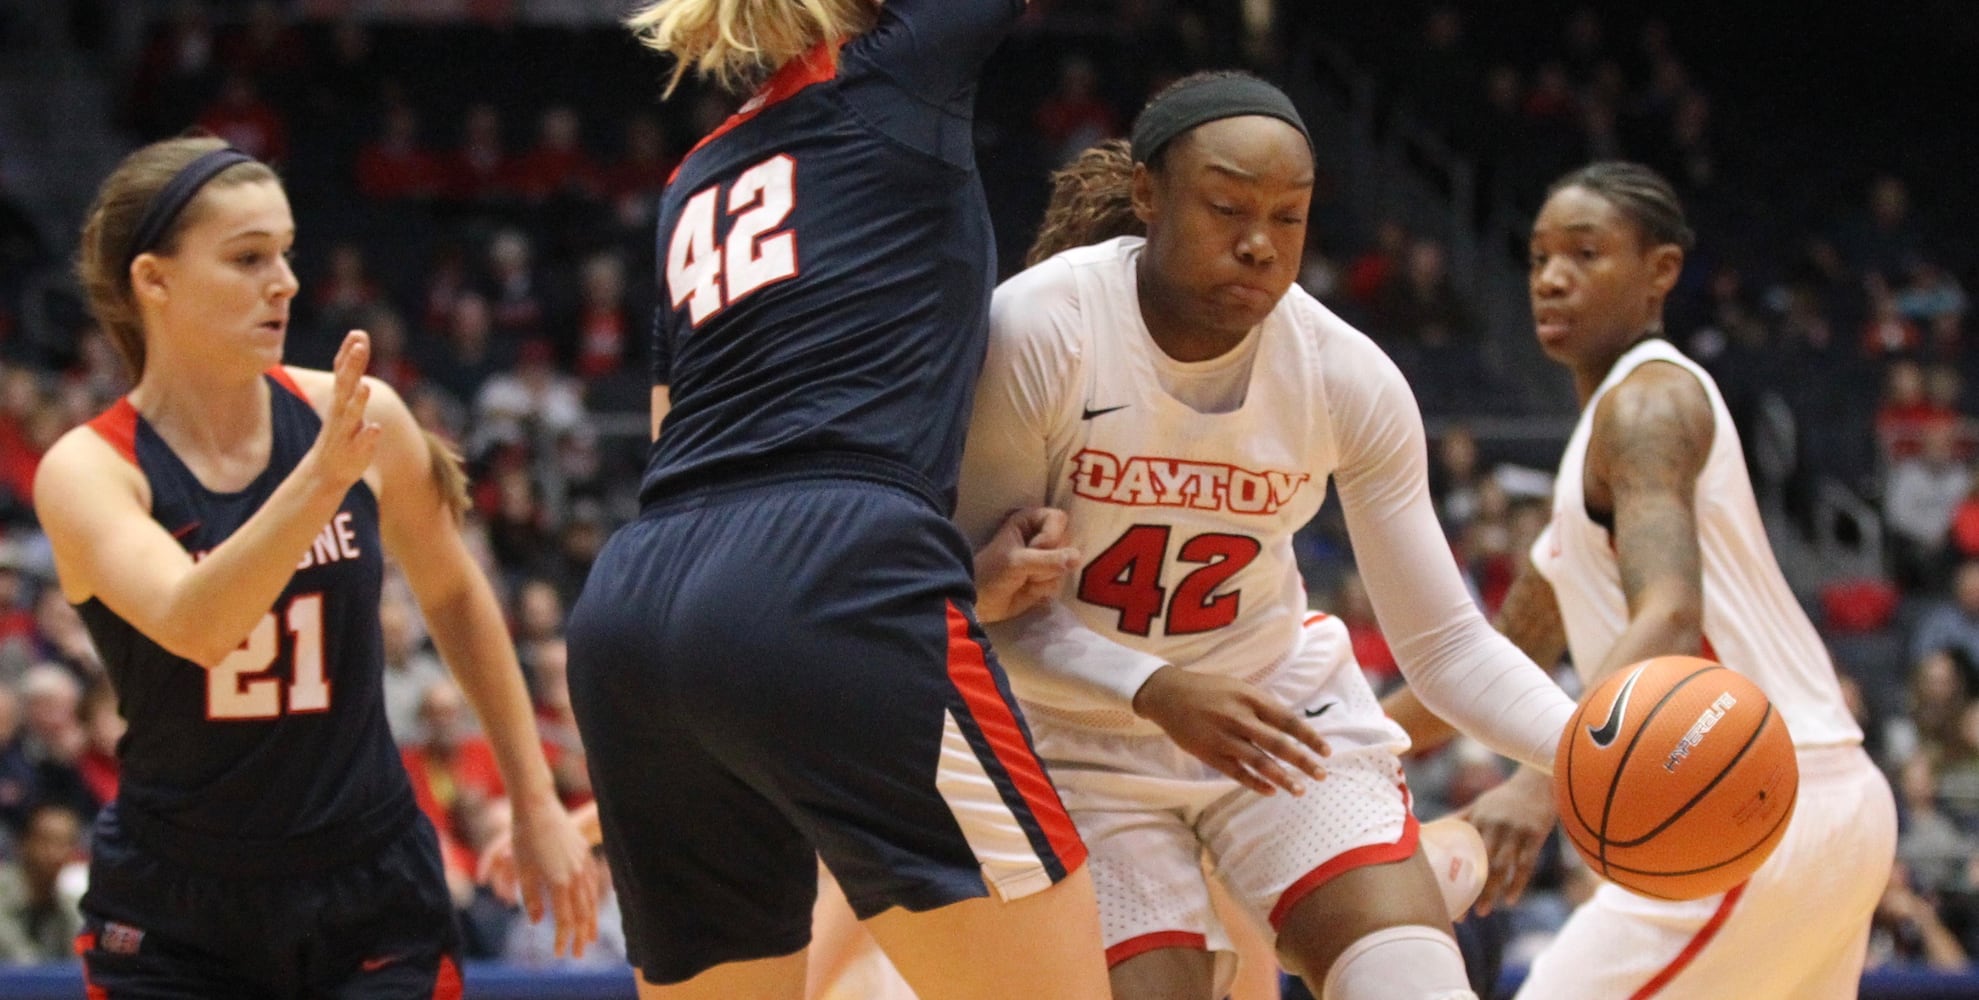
left=303, top=331, right=382, bottom=490
left=1456, top=763, right=1555, bottom=915
left=973, top=506, right=1081, bottom=623
left=1132, top=665, right=1330, bottom=796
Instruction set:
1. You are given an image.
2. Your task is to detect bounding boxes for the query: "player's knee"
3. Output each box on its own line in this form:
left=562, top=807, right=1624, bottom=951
left=1320, top=925, right=1475, bottom=1000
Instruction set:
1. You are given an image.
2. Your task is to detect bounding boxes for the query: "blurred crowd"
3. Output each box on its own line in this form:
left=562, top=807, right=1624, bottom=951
left=0, top=0, right=1974, bottom=988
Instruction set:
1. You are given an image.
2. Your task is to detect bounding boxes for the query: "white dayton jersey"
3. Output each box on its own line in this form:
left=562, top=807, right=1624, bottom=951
left=1531, top=337, right=1860, bottom=748
left=959, top=238, right=1571, bottom=769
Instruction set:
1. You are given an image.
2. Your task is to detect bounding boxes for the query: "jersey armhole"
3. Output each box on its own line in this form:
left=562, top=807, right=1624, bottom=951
left=266, top=366, right=310, bottom=402
left=86, top=398, right=140, bottom=467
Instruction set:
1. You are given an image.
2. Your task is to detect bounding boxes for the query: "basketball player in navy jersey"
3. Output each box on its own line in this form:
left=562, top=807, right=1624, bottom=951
left=561, top=1, right=1109, bottom=998
left=37, top=136, right=597, bottom=998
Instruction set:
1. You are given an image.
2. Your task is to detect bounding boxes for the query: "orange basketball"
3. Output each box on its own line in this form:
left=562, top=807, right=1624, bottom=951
left=1553, top=655, right=1798, bottom=901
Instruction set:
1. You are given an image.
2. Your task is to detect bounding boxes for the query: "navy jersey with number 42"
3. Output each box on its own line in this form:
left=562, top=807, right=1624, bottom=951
left=77, top=370, right=410, bottom=850
left=643, top=0, right=1026, bottom=511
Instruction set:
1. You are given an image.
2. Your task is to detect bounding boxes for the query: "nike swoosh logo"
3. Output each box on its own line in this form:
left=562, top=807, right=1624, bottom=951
left=1587, top=667, right=1645, bottom=748
left=359, top=954, right=401, bottom=973
left=1302, top=701, right=1334, bottom=719
left=1081, top=404, right=1129, bottom=420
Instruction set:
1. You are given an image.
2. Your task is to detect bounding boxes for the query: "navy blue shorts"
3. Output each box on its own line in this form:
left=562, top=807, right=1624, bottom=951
left=568, top=462, right=1085, bottom=985
left=77, top=808, right=461, bottom=999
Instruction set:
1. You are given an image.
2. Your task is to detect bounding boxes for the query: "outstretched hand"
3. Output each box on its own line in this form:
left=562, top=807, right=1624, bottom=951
left=304, top=331, right=382, bottom=490
left=1132, top=665, right=1330, bottom=796
left=503, top=792, right=603, bottom=958
left=974, top=506, right=1081, bottom=624
left=1457, top=765, right=1556, bottom=916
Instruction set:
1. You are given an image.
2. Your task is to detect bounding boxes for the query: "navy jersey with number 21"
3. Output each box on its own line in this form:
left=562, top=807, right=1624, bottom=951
left=643, top=0, right=1026, bottom=512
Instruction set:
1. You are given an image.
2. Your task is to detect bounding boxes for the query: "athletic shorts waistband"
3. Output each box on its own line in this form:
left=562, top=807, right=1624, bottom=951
left=640, top=450, right=946, bottom=514
left=108, top=792, right=420, bottom=879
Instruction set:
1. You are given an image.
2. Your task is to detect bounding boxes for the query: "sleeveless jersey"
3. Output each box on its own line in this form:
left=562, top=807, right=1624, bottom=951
left=77, top=370, right=412, bottom=863
left=1531, top=338, right=1861, bottom=747
left=641, top=0, right=1025, bottom=511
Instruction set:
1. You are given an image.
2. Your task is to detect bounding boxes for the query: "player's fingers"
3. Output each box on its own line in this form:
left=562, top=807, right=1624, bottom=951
left=1023, top=507, right=1072, bottom=549
left=1257, top=702, right=1333, bottom=759
left=1245, top=722, right=1326, bottom=781
left=1242, top=744, right=1305, bottom=796
left=1211, top=752, right=1277, bottom=796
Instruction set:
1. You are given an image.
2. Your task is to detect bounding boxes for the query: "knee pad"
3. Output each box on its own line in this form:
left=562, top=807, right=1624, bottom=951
left=1321, top=925, right=1476, bottom=1000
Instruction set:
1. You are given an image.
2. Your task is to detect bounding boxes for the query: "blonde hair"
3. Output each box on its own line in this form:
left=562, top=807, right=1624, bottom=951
left=423, top=430, right=473, bottom=521
left=1026, top=139, right=1144, bottom=266
left=625, top=0, right=878, bottom=96
left=76, top=135, right=277, bottom=379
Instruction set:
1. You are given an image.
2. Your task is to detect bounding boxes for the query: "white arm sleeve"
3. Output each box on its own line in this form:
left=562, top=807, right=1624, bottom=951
left=956, top=262, right=1169, bottom=708
left=1327, top=338, right=1576, bottom=770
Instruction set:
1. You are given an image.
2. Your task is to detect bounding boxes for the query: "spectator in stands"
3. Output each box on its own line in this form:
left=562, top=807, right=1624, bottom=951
left=300, top=18, right=381, bottom=133
left=1888, top=648, right=1975, bottom=765
left=423, top=291, right=509, bottom=406
left=12, top=665, right=90, bottom=824
left=355, top=103, right=447, bottom=202
left=29, top=589, right=97, bottom=680
left=218, top=0, right=308, bottom=105
left=0, top=685, right=29, bottom=836
left=363, top=305, right=423, bottom=397
left=1913, top=563, right=1979, bottom=669
left=510, top=106, right=600, bottom=204
left=1878, top=358, right=1958, bottom=460
left=1333, top=568, right=1397, bottom=687
left=1886, top=422, right=1972, bottom=591
left=73, top=680, right=118, bottom=812
left=1838, top=175, right=1927, bottom=286
left=483, top=461, right=554, bottom=582
left=1432, top=424, right=1486, bottom=533
left=401, top=678, right=506, bottom=900
left=1865, top=278, right=1927, bottom=362
left=126, top=0, right=219, bottom=139
left=511, top=579, right=563, bottom=650
left=570, top=252, right=633, bottom=379
left=521, top=637, right=588, bottom=809
left=471, top=340, right=584, bottom=461
left=1035, top=56, right=1120, bottom=166
left=600, top=114, right=675, bottom=208
left=483, top=229, right=545, bottom=340
left=196, top=72, right=289, bottom=165
left=1869, top=862, right=1969, bottom=970
left=381, top=586, right=448, bottom=744
left=419, top=241, right=473, bottom=335
left=1896, top=754, right=1975, bottom=897
left=1344, top=217, right=1407, bottom=310
left=308, top=242, right=382, bottom=335
left=445, top=103, right=516, bottom=205
left=0, top=802, right=82, bottom=963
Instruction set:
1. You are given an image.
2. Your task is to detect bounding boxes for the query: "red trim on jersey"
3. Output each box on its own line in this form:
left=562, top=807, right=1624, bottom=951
left=1303, top=612, right=1330, bottom=625
left=1627, top=882, right=1746, bottom=999
left=1699, top=633, right=1718, bottom=662
left=74, top=933, right=108, bottom=1000
left=266, top=365, right=308, bottom=401
left=943, top=601, right=1087, bottom=871
left=87, top=398, right=140, bottom=467
left=433, top=954, right=464, bottom=1000
left=1269, top=808, right=1422, bottom=929
left=669, top=39, right=843, bottom=185
left=1106, top=930, right=1209, bottom=968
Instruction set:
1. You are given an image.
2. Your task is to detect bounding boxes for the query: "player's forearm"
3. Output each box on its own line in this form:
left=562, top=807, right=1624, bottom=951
left=984, top=601, right=1169, bottom=708
left=424, top=582, right=559, bottom=802
left=163, top=469, right=354, bottom=665
left=1591, top=588, right=1703, bottom=687
left=1379, top=687, right=1462, bottom=755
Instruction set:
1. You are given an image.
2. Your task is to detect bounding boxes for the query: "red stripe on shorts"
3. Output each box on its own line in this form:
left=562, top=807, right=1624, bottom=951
left=1303, top=612, right=1330, bottom=625
left=1627, top=882, right=1746, bottom=999
left=1269, top=811, right=1422, bottom=929
left=75, top=933, right=108, bottom=1000
left=432, top=954, right=463, bottom=1000
left=1106, top=930, right=1209, bottom=968
left=944, top=601, right=1087, bottom=871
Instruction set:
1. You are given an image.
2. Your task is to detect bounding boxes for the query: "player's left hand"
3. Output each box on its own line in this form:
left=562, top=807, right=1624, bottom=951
left=508, top=790, right=602, bottom=958
left=1457, top=764, right=1556, bottom=916
left=974, top=506, right=1081, bottom=623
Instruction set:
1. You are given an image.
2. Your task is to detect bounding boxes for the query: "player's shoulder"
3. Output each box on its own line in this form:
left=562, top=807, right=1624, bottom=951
left=990, top=238, right=1139, bottom=353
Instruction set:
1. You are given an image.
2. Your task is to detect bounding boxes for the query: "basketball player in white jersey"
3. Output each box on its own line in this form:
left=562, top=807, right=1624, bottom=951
left=1385, top=162, right=1896, bottom=998
left=956, top=72, right=1577, bottom=1000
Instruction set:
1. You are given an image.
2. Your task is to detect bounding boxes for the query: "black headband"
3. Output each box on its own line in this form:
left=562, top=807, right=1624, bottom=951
left=1129, top=75, right=1312, bottom=166
left=126, top=147, right=257, bottom=267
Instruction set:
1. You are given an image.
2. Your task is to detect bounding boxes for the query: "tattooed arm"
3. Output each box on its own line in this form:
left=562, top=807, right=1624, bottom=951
left=1580, top=359, right=1714, bottom=685
left=1381, top=566, right=1570, bottom=754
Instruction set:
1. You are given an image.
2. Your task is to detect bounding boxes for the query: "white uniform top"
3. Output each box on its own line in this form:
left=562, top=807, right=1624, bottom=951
left=1531, top=337, right=1862, bottom=748
left=958, top=238, right=1574, bottom=770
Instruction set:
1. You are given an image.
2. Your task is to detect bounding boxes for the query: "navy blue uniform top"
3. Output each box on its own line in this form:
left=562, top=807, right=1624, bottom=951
left=77, top=371, right=413, bottom=875
left=643, top=0, right=1025, bottom=512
